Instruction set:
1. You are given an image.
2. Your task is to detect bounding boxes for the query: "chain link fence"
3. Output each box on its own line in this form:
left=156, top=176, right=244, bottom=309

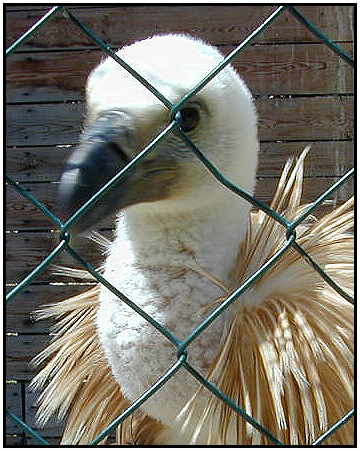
left=6, top=5, right=354, bottom=446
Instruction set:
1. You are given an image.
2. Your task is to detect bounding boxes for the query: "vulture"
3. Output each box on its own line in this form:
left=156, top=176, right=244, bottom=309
left=31, top=34, right=353, bottom=445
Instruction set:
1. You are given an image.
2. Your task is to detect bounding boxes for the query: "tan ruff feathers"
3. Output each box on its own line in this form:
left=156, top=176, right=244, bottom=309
left=31, top=148, right=353, bottom=445
left=178, top=148, right=353, bottom=445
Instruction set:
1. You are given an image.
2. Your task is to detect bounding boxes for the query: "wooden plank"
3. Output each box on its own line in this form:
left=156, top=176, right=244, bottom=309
left=256, top=96, right=353, bottom=141
left=25, top=384, right=65, bottom=437
left=6, top=184, right=60, bottom=230
left=6, top=381, right=63, bottom=441
left=6, top=382, right=23, bottom=435
left=6, top=231, right=58, bottom=283
left=5, top=5, right=354, bottom=51
left=6, top=141, right=354, bottom=183
left=5, top=229, right=112, bottom=283
left=6, top=283, right=95, bottom=334
left=258, top=141, right=354, bottom=177
left=6, top=383, right=64, bottom=441
left=7, top=385, right=116, bottom=444
left=6, top=96, right=354, bottom=147
left=6, top=158, right=354, bottom=231
left=5, top=341, right=111, bottom=444
left=6, top=154, right=354, bottom=231
left=238, top=43, right=353, bottom=96
left=5, top=436, right=61, bottom=446
left=6, top=43, right=354, bottom=103
left=6, top=101, right=84, bottom=147
left=257, top=176, right=353, bottom=215
left=6, top=50, right=92, bottom=103
left=5, top=4, right=57, bottom=11
left=5, top=175, right=353, bottom=284
left=6, top=334, right=49, bottom=380
left=6, top=145, right=76, bottom=183
left=254, top=175, right=353, bottom=206
left=5, top=181, right=117, bottom=229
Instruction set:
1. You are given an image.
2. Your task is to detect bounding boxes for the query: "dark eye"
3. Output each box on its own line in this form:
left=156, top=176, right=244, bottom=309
left=178, top=107, right=200, bottom=132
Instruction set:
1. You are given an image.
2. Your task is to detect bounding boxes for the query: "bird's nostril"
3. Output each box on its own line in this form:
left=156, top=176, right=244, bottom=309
left=108, top=141, right=129, bottom=165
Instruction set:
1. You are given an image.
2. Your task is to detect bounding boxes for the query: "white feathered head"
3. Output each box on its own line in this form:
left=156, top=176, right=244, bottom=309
left=59, top=34, right=258, bottom=232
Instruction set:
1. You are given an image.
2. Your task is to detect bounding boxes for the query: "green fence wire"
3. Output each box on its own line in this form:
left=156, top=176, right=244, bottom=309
left=6, top=4, right=354, bottom=446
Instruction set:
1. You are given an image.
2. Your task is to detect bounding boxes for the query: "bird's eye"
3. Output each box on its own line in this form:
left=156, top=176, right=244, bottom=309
left=178, top=107, right=200, bottom=132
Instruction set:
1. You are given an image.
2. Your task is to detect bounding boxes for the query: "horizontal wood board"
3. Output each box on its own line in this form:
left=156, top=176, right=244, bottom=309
left=6, top=141, right=354, bottom=183
left=6, top=171, right=354, bottom=232
left=6, top=43, right=354, bottom=102
left=6, top=96, right=354, bottom=147
left=5, top=5, right=354, bottom=50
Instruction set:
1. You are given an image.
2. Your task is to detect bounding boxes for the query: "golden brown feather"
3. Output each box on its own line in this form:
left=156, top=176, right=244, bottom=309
left=31, top=149, right=353, bottom=445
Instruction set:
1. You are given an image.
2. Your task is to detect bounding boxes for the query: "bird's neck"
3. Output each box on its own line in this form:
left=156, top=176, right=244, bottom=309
left=115, top=195, right=249, bottom=283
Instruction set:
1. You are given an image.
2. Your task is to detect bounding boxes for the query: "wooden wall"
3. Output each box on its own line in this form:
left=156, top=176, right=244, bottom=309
left=6, top=5, right=354, bottom=445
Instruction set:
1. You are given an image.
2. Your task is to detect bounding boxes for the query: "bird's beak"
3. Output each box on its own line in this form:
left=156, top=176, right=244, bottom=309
left=58, top=113, right=177, bottom=235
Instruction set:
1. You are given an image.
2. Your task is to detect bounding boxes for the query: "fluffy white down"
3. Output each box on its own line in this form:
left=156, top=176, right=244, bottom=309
left=95, top=34, right=259, bottom=442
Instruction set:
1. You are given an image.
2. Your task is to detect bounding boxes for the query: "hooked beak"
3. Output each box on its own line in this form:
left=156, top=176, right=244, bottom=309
left=58, top=114, right=177, bottom=235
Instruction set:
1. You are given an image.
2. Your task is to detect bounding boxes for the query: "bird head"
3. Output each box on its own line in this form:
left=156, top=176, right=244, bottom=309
left=59, top=34, right=259, bottom=234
